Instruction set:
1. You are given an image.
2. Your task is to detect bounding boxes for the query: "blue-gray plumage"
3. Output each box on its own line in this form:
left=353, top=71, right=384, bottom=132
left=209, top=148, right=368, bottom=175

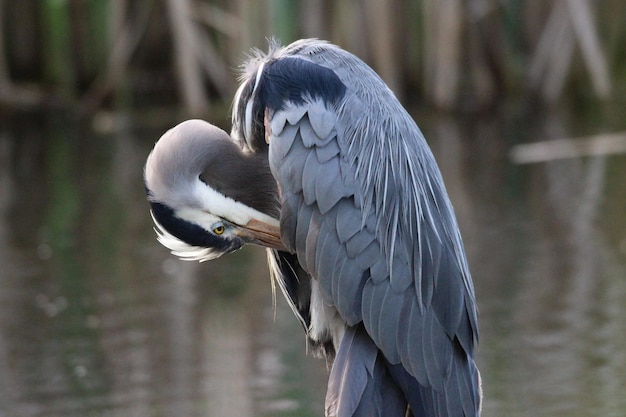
left=144, top=39, right=481, bottom=417
left=231, top=39, right=481, bottom=417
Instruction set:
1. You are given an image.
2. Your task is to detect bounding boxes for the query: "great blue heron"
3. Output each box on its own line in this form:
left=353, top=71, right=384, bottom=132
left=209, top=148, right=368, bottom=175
left=144, top=39, right=481, bottom=417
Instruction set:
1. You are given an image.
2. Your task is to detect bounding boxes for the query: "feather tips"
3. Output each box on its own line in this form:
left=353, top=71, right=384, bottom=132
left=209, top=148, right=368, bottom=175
left=326, top=325, right=408, bottom=417
left=235, top=39, right=481, bottom=417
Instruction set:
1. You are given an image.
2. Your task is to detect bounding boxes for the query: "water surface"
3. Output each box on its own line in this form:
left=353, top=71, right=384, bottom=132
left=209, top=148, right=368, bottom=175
left=1, top=109, right=625, bottom=417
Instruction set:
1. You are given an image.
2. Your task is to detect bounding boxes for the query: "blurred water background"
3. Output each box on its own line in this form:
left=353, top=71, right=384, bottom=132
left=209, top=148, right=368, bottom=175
left=1, top=1, right=626, bottom=416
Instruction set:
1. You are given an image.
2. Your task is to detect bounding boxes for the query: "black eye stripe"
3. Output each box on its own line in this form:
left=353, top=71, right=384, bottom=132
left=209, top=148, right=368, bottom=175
left=150, top=202, right=230, bottom=250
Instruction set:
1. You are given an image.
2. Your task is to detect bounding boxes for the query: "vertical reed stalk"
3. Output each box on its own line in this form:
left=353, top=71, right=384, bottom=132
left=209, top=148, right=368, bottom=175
left=270, top=0, right=298, bottom=42
left=364, top=0, right=402, bottom=95
left=423, top=0, right=462, bottom=109
left=567, top=0, right=610, bottom=99
left=165, top=0, right=209, bottom=115
left=41, top=0, right=76, bottom=97
left=0, top=0, right=8, bottom=87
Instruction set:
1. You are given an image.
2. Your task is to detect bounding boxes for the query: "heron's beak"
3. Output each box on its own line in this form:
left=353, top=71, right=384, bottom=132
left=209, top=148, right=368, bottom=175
left=236, top=219, right=288, bottom=251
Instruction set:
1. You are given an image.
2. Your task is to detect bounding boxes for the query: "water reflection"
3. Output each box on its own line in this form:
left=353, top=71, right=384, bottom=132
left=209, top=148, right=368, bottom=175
left=0, top=110, right=625, bottom=417
left=0, top=114, right=327, bottom=417
left=423, top=111, right=626, bottom=417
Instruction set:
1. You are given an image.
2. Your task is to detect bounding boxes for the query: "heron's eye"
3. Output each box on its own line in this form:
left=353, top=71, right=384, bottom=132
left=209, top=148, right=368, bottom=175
left=213, top=224, right=225, bottom=235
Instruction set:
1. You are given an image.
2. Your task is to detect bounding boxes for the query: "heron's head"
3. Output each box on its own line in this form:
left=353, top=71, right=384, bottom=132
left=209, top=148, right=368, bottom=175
left=144, top=119, right=285, bottom=261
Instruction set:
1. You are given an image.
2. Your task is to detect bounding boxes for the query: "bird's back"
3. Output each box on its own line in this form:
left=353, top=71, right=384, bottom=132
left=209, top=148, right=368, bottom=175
left=232, top=39, right=481, bottom=417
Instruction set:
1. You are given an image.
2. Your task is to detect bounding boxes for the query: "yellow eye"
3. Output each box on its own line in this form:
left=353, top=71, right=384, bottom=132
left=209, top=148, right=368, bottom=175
left=213, top=225, right=225, bottom=235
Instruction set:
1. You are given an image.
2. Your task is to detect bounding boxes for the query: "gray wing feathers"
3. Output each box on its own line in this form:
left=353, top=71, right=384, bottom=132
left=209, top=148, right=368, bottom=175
left=307, top=101, right=336, bottom=140
left=334, top=252, right=366, bottom=325
left=315, top=224, right=341, bottom=293
left=305, top=210, right=322, bottom=272
left=325, top=324, right=376, bottom=417
left=326, top=325, right=407, bottom=417
left=362, top=282, right=404, bottom=364
left=263, top=47, right=480, bottom=416
left=405, top=297, right=429, bottom=383
left=431, top=246, right=465, bottom=340
left=280, top=133, right=308, bottom=194
left=300, top=116, right=346, bottom=213
left=345, top=229, right=375, bottom=258
left=271, top=122, right=299, bottom=162
left=270, top=102, right=307, bottom=136
left=335, top=199, right=361, bottom=242
left=294, top=200, right=314, bottom=269
left=390, top=240, right=413, bottom=292
left=313, top=153, right=345, bottom=214
left=299, top=115, right=320, bottom=147
left=271, top=101, right=479, bottom=415
left=316, top=137, right=341, bottom=162
left=302, top=150, right=321, bottom=205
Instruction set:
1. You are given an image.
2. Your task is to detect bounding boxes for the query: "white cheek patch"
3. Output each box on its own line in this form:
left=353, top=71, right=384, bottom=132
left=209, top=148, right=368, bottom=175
left=150, top=179, right=280, bottom=263
left=175, top=207, right=222, bottom=233
left=192, top=179, right=279, bottom=228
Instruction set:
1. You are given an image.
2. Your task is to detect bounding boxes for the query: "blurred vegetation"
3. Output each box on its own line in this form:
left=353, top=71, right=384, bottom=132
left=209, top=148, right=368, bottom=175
left=0, top=0, right=624, bottom=119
